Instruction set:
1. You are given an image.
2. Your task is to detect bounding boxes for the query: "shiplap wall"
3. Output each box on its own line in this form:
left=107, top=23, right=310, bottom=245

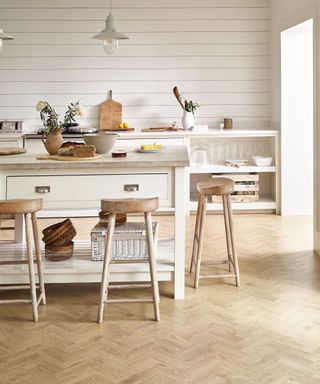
left=0, top=0, right=270, bottom=132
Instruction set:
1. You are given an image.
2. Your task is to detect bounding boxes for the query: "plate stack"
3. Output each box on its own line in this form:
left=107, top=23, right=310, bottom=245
left=42, top=219, right=77, bottom=261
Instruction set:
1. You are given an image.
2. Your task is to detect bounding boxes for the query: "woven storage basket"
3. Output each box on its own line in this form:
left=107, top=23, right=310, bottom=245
left=90, top=221, right=158, bottom=262
left=42, top=219, right=77, bottom=246
left=45, top=241, right=74, bottom=262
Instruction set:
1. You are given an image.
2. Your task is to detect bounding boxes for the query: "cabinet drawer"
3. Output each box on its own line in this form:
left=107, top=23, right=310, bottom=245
left=6, top=173, right=171, bottom=210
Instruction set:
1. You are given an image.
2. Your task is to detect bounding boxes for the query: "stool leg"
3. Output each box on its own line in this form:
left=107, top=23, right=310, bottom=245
left=25, top=213, right=38, bottom=322
left=194, top=195, right=207, bottom=289
left=222, top=195, right=233, bottom=273
left=226, top=195, right=240, bottom=287
left=145, top=212, right=160, bottom=321
left=190, top=193, right=202, bottom=273
left=97, top=213, right=116, bottom=323
left=31, top=212, right=46, bottom=305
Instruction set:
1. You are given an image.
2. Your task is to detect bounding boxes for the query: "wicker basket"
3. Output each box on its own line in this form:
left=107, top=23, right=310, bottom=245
left=90, top=222, right=158, bottom=262
left=42, top=219, right=77, bottom=246
left=45, top=241, right=74, bottom=262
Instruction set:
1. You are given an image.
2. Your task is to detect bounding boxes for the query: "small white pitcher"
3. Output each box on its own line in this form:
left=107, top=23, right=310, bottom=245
left=181, top=110, right=194, bottom=130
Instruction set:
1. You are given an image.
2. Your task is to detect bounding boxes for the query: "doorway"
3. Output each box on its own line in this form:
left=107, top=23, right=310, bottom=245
left=280, top=19, right=314, bottom=216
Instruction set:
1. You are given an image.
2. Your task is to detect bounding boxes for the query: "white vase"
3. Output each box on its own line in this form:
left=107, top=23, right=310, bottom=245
left=181, top=110, right=194, bottom=130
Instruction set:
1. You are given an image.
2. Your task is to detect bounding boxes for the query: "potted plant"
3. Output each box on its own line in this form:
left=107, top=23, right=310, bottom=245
left=173, top=86, right=199, bottom=129
left=36, top=100, right=85, bottom=155
left=182, top=99, right=199, bottom=130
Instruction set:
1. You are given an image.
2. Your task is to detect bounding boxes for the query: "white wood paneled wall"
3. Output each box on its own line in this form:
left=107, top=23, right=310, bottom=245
left=0, top=0, right=270, bottom=132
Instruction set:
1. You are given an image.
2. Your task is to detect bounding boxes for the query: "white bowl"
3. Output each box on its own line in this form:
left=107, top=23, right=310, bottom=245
left=83, top=132, right=118, bottom=154
left=252, top=156, right=273, bottom=167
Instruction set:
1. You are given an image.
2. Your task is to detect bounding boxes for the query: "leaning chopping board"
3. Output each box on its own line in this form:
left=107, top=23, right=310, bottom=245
left=0, top=147, right=26, bottom=156
left=36, top=154, right=101, bottom=161
left=100, top=90, right=122, bottom=131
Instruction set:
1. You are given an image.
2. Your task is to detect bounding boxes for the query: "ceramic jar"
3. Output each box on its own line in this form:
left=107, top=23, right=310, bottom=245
left=181, top=110, right=194, bottom=130
left=41, top=128, right=64, bottom=155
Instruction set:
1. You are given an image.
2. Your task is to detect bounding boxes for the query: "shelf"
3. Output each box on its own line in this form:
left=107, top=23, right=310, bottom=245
left=0, top=239, right=175, bottom=284
left=189, top=165, right=276, bottom=174
left=189, top=196, right=276, bottom=211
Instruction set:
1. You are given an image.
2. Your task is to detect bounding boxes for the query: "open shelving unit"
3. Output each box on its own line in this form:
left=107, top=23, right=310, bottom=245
left=186, top=130, right=279, bottom=213
left=0, top=239, right=175, bottom=284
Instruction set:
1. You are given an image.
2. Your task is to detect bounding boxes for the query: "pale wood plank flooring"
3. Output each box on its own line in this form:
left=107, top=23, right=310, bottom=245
left=0, top=214, right=319, bottom=384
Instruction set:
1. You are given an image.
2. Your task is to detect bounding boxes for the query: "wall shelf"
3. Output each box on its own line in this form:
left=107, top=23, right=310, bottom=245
left=189, top=165, right=276, bottom=174
left=189, top=196, right=276, bottom=212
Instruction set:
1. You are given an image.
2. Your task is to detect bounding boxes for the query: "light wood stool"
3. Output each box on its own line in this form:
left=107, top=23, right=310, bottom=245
left=190, top=178, right=240, bottom=288
left=97, top=197, right=160, bottom=323
left=0, top=199, right=46, bottom=321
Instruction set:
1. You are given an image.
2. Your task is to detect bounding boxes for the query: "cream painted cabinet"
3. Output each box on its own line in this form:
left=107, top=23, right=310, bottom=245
left=6, top=172, right=172, bottom=210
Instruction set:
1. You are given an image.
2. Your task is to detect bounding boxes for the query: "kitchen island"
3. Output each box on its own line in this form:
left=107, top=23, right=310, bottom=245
left=22, top=129, right=280, bottom=213
left=0, top=145, right=189, bottom=299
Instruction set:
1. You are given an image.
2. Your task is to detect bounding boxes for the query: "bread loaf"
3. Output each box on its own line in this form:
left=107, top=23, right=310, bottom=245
left=73, top=144, right=96, bottom=158
left=57, top=146, right=74, bottom=156
left=58, top=142, right=85, bottom=156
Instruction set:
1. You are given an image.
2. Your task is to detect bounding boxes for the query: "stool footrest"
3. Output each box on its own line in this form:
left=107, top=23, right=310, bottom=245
left=199, top=274, right=236, bottom=279
left=109, top=284, right=152, bottom=289
left=201, top=260, right=229, bottom=266
left=37, top=293, right=45, bottom=306
left=105, top=298, right=154, bottom=304
left=0, top=299, right=32, bottom=304
left=0, top=284, right=39, bottom=291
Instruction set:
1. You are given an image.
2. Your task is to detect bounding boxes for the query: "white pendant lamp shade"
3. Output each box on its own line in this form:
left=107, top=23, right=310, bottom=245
left=0, top=28, right=14, bottom=53
left=92, top=8, right=129, bottom=55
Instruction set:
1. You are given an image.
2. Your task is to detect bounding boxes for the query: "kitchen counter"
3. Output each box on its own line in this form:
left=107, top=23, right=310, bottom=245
left=0, top=144, right=189, bottom=299
left=23, top=128, right=279, bottom=140
left=0, top=145, right=189, bottom=170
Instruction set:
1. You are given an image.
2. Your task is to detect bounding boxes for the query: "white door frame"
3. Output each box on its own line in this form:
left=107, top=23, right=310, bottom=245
left=279, top=5, right=319, bottom=253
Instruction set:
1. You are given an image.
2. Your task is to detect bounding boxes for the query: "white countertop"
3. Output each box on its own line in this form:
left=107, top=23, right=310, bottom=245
left=0, top=145, right=190, bottom=170
left=21, top=128, right=279, bottom=140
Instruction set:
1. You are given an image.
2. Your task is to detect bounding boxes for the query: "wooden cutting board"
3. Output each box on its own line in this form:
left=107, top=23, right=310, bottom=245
left=0, top=147, right=26, bottom=155
left=100, top=90, right=122, bottom=131
left=141, top=127, right=182, bottom=132
left=36, top=154, right=101, bottom=161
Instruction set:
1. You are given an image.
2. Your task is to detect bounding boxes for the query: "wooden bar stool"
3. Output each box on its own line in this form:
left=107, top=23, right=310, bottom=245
left=0, top=199, right=46, bottom=321
left=97, top=197, right=160, bottom=323
left=190, top=178, right=240, bottom=288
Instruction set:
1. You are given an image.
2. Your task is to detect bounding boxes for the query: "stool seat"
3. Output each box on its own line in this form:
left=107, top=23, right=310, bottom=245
left=0, top=199, right=43, bottom=214
left=101, top=197, right=159, bottom=214
left=190, top=178, right=240, bottom=288
left=197, top=178, right=234, bottom=196
left=97, top=197, right=160, bottom=323
left=0, top=198, right=46, bottom=321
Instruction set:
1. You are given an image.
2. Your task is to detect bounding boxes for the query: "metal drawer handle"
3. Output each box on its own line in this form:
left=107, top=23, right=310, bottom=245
left=124, top=184, right=139, bottom=192
left=35, top=186, right=51, bottom=194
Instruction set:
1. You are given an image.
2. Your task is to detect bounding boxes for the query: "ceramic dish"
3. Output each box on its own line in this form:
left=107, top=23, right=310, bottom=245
left=137, top=147, right=165, bottom=153
left=252, top=156, right=273, bottom=166
left=225, top=159, right=248, bottom=166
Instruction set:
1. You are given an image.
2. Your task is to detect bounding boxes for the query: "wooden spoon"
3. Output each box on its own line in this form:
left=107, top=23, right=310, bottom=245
left=173, top=86, right=185, bottom=110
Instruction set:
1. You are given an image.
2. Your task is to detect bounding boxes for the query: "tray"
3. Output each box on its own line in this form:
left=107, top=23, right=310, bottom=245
left=36, top=154, right=101, bottom=161
left=137, top=148, right=164, bottom=153
left=141, top=127, right=182, bottom=132
left=0, top=147, right=26, bottom=156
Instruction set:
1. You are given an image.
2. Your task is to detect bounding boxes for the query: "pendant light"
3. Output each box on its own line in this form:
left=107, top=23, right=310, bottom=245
left=0, top=26, right=14, bottom=53
left=92, top=0, right=129, bottom=55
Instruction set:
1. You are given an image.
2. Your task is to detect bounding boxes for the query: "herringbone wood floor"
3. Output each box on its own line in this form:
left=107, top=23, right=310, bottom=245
left=1, top=214, right=319, bottom=384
